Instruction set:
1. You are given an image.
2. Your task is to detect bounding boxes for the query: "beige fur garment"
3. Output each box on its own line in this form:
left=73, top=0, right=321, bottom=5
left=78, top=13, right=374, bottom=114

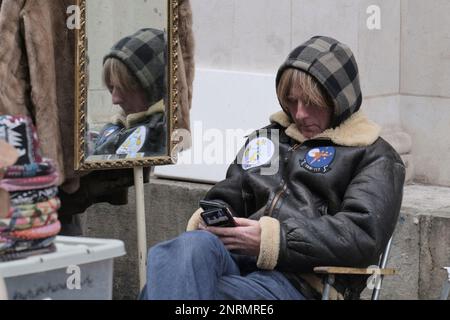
left=0, top=0, right=195, bottom=194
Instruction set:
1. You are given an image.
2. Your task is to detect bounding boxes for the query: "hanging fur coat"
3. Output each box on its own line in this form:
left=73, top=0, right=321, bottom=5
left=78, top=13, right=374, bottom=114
left=0, top=0, right=195, bottom=215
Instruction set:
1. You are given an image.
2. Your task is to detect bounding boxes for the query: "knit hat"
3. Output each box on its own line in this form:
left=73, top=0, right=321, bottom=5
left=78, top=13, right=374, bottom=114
left=0, top=139, right=17, bottom=219
left=104, top=28, right=167, bottom=107
left=276, top=36, right=362, bottom=127
left=0, top=115, right=59, bottom=219
left=0, top=116, right=42, bottom=165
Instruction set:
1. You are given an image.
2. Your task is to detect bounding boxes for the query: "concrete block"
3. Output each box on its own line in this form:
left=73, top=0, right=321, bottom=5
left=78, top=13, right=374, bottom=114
left=379, top=212, right=421, bottom=299
left=363, top=184, right=450, bottom=299
left=402, top=184, right=450, bottom=299
left=419, top=214, right=450, bottom=300
left=359, top=211, right=420, bottom=300
left=401, top=184, right=450, bottom=217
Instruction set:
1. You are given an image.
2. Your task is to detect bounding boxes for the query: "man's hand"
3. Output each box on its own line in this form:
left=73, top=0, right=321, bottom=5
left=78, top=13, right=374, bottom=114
left=199, top=218, right=261, bottom=257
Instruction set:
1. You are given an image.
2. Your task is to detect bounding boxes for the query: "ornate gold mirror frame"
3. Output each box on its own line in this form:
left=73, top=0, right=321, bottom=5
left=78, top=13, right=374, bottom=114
left=74, top=0, right=180, bottom=171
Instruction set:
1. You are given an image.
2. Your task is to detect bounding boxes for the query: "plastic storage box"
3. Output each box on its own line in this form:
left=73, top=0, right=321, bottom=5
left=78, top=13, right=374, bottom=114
left=0, top=236, right=126, bottom=300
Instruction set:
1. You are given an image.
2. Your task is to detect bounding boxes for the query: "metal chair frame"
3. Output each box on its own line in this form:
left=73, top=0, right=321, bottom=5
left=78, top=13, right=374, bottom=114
left=314, top=237, right=395, bottom=300
left=440, top=267, right=450, bottom=300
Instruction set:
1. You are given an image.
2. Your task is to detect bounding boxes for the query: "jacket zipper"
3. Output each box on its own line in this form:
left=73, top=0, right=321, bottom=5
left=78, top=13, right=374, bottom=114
left=289, top=143, right=301, bottom=152
left=267, top=183, right=287, bottom=217
left=266, top=143, right=301, bottom=217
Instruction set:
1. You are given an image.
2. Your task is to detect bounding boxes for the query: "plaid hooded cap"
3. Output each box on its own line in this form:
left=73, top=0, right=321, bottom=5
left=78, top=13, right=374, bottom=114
left=104, top=28, right=167, bottom=107
left=276, top=36, right=362, bottom=127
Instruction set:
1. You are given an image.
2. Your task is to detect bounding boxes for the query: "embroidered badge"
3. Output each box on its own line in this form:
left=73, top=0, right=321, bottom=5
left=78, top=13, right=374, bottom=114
left=300, top=147, right=336, bottom=173
left=116, top=126, right=147, bottom=155
left=242, top=137, right=275, bottom=170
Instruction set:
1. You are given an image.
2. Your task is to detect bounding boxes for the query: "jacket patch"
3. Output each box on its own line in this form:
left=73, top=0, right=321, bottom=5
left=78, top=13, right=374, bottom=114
left=116, top=126, right=147, bottom=155
left=242, top=137, right=275, bottom=170
left=300, top=147, right=335, bottom=173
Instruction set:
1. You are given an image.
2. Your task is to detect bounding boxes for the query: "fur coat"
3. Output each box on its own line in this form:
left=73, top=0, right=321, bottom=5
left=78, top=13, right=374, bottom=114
left=0, top=0, right=195, bottom=212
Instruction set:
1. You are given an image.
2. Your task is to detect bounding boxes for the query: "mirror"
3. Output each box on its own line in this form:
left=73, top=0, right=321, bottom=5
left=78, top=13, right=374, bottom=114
left=75, top=0, right=179, bottom=170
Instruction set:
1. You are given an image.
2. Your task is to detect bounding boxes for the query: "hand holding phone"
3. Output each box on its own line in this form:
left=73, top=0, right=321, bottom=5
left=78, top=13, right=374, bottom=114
left=199, top=200, right=236, bottom=228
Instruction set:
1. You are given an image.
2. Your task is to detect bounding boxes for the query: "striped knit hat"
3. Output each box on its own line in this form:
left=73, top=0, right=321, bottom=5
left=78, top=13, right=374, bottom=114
left=276, top=36, right=362, bottom=127
left=104, top=28, right=167, bottom=107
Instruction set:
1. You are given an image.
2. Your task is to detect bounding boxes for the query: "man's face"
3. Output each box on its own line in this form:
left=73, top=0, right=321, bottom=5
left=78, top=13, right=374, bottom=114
left=285, top=85, right=333, bottom=139
left=109, top=85, right=148, bottom=115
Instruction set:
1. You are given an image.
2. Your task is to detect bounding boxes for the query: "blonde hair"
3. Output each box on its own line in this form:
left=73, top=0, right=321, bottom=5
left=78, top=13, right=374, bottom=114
left=103, top=58, right=142, bottom=94
left=277, top=68, right=333, bottom=111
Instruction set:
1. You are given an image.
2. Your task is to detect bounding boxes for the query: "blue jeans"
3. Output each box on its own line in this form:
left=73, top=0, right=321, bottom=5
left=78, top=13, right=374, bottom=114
left=140, top=231, right=305, bottom=300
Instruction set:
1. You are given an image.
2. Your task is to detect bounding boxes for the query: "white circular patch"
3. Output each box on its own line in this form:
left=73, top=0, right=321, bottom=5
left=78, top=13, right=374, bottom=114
left=116, top=126, right=147, bottom=155
left=308, top=148, right=321, bottom=158
left=242, top=137, right=275, bottom=170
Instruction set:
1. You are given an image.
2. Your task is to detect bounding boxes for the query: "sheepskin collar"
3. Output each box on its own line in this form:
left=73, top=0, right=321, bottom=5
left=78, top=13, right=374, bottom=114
left=112, top=100, right=165, bottom=129
left=269, top=110, right=381, bottom=147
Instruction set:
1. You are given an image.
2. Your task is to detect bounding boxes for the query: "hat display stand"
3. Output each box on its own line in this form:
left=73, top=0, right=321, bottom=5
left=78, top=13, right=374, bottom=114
left=134, top=167, right=147, bottom=291
left=0, top=274, right=7, bottom=300
left=0, top=141, right=19, bottom=219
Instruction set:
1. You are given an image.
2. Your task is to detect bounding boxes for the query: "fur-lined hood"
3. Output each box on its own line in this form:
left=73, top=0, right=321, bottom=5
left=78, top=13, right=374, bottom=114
left=270, top=110, right=381, bottom=147
left=111, top=100, right=165, bottom=129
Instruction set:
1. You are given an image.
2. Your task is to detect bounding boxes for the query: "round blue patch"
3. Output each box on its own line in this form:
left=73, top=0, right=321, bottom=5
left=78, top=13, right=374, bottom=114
left=301, top=146, right=336, bottom=173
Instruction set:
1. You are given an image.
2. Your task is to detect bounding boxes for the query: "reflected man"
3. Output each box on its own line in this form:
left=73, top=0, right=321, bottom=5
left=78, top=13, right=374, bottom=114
left=93, top=28, right=167, bottom=158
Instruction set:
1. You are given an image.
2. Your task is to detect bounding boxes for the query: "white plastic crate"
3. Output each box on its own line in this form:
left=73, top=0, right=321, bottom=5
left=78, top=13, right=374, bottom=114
left=0, top=236, right=126, bottom=300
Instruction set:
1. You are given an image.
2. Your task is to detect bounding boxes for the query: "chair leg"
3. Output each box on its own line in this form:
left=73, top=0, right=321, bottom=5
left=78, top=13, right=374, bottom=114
left=371, top=274, right=384, bottom=301
left=322, top=275, right=334, bottom=301
left=0, top=275, right=7, bottom=300
left=372, top=237, right=393, bottom=301
left=440, top=268, right=450, bottom=300
left=441, top=281, right=450, bottom=300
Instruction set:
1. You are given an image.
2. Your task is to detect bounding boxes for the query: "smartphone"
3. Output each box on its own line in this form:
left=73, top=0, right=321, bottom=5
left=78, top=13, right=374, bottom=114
left=199, top=200, right=236, bottom=227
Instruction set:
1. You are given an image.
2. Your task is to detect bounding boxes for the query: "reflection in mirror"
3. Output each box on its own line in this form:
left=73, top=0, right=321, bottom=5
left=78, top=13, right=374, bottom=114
left=85, top=0, right=169, bottom=162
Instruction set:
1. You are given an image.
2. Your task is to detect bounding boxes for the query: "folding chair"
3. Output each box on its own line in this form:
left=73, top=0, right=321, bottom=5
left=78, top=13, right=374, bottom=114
left=440, top=267, right=450, bottom=300
left=314, top=237, right=396, bottom=300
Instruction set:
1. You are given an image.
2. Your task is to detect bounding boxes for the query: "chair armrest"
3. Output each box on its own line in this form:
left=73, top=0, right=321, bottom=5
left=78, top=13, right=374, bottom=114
left=314, top=266, right=396, bottom=276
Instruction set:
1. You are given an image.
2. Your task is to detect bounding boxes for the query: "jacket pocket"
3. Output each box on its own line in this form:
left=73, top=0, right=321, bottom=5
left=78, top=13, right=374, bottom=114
left=266, top=184, right=288, bottom=217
